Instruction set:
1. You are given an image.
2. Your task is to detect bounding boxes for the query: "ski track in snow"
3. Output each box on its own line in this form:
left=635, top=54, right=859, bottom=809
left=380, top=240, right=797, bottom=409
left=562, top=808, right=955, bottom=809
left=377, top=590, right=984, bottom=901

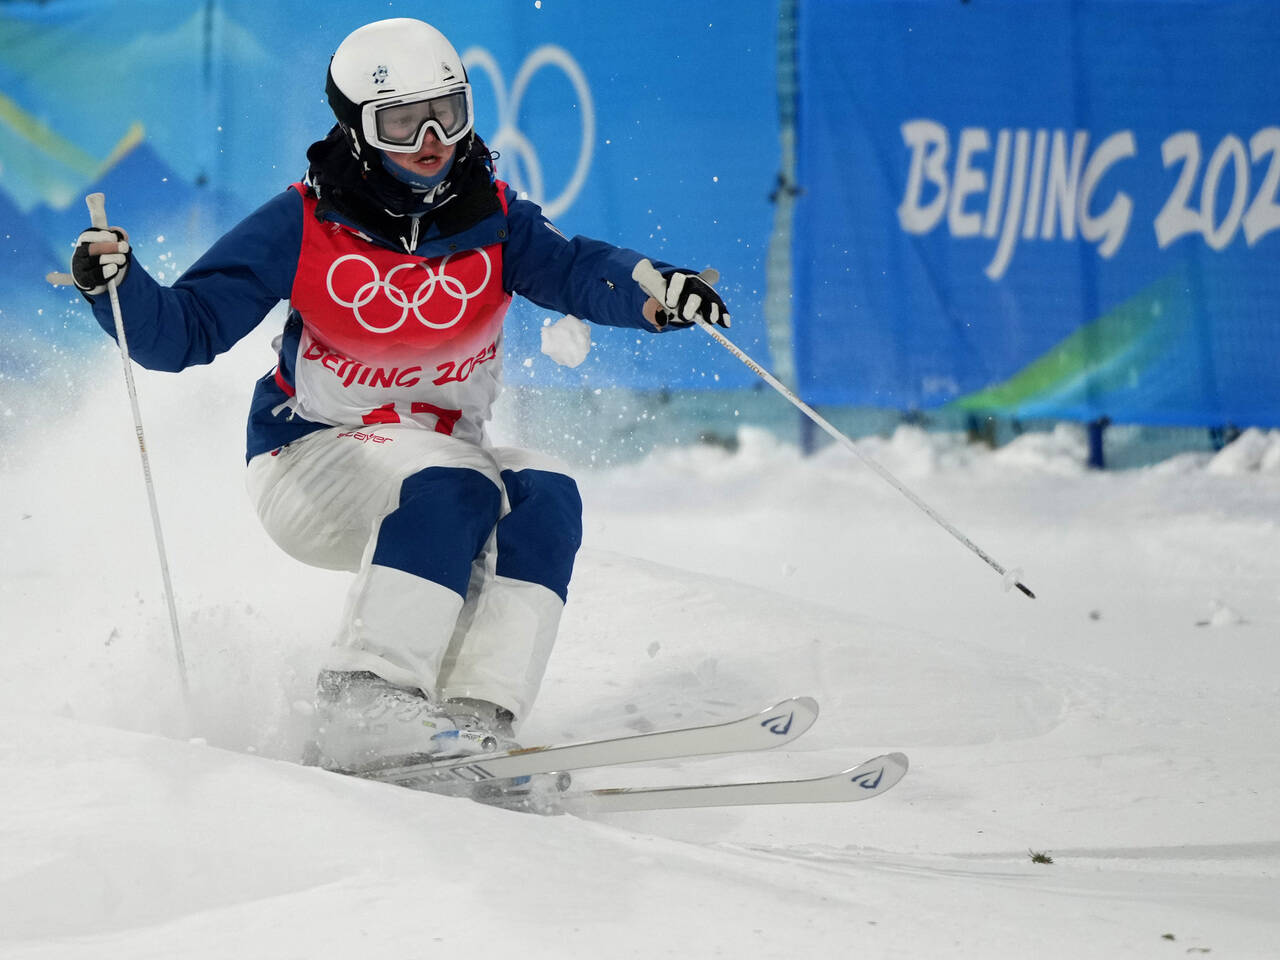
left=2, top=342, right=1280, bottom=958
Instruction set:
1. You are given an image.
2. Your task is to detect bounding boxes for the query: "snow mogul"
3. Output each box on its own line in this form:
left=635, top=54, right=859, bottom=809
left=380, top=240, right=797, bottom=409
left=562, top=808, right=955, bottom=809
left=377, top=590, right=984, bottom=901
left=68, top=18, right=728, bottom=773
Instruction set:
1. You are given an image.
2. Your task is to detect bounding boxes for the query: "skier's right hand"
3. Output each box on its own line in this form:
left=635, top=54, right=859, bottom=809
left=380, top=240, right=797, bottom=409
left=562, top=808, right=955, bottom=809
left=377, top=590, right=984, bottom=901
left=71, top=227, right=131, bottom=295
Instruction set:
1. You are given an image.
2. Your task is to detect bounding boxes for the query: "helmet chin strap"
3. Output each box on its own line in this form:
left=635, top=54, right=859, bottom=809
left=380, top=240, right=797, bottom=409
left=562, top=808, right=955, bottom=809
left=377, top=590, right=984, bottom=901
left=379, top=150, right=453, bottom=195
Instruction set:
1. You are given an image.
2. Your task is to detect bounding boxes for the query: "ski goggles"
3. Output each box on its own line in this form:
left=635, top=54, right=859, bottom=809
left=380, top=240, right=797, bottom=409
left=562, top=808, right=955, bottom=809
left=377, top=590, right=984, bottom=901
left=362, top=85, right=474, bottom=152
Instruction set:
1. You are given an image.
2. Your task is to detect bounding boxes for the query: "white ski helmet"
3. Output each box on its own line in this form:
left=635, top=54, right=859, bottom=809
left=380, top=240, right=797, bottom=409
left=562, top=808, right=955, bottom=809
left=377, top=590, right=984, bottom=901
left=326, top=18, right=474, bottom=153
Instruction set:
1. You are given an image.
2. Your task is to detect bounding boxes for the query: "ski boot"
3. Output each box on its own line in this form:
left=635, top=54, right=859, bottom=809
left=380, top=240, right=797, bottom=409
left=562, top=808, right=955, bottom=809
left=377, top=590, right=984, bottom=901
left=307, top=670, right=499, bottom=774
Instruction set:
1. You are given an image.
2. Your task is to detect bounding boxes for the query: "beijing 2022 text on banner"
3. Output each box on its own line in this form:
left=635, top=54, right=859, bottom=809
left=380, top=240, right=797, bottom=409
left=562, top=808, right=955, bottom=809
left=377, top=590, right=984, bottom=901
left=0, top=0, right=778, bottom=395
left=793, top=0, right=1280, bottom=428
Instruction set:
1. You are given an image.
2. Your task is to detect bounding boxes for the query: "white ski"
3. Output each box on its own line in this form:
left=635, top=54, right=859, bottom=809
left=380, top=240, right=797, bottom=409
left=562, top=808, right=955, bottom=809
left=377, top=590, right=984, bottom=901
left=360, top=696, right=819, bottom=791
left=559, top=752, right=909, bottom=814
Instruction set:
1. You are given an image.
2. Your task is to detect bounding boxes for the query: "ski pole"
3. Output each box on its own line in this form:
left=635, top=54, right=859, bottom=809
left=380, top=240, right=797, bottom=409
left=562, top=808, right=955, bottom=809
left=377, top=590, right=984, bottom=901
left=632, top=259, right=1036, bottom=599
left=47, top=194, right=192, bottom=692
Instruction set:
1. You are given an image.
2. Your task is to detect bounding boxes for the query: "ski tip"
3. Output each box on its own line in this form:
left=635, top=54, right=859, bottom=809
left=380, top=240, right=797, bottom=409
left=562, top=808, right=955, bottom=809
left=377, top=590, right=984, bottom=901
left=843, top=752, right=909, bottom=797
left=767, top=696, right=819, bottom=735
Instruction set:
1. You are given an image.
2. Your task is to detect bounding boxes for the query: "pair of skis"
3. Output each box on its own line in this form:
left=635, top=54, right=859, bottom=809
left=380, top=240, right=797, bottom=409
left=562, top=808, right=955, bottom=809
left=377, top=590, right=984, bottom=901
left=354, top=696, right=908, bottom=815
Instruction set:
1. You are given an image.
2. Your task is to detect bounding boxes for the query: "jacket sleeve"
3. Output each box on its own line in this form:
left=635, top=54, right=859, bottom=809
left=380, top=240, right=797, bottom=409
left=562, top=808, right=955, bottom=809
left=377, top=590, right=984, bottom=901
left=500, top=190, right=675, bottom=333
left=87, top=189, right=304, bottom=372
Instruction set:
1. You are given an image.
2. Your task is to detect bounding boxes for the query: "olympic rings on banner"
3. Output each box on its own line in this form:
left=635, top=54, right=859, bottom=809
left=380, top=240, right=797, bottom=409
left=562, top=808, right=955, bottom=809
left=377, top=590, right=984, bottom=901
left=463, top=44, right=595, bottom=220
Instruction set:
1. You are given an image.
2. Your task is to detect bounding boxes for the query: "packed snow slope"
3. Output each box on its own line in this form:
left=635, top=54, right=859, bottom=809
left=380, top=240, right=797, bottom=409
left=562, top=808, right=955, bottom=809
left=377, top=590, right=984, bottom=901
left=2, top=328, right=1279, bottom=959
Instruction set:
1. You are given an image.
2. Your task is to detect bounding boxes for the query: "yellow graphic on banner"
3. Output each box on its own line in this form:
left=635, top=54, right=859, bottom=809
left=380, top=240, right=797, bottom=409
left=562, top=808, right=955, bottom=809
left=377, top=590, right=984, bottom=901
left=0, top=90, right=144, bottom=195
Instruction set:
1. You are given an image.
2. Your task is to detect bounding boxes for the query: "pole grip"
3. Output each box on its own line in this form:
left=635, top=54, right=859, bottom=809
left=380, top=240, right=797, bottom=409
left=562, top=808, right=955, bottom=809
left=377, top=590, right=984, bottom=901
left=46, top=193, right=111, bottom=288
left=86, top=192, right=108, bottom=229
left=632, top=259, right=721, bottom=328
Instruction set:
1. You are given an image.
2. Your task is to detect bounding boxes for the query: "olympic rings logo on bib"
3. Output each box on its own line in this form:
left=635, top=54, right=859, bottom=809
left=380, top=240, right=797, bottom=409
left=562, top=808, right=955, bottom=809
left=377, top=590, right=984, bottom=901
left=325, top=250, right=494, bottom=334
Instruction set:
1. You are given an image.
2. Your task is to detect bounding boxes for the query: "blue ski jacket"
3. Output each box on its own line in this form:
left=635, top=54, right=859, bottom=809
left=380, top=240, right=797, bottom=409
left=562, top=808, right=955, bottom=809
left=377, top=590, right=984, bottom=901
left=85, top=177, right=668, bottom=461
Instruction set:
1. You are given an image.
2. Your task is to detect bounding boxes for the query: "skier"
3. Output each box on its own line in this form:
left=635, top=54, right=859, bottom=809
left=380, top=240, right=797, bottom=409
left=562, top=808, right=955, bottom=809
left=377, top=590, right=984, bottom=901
left=69, top=17, right=728, bottom=773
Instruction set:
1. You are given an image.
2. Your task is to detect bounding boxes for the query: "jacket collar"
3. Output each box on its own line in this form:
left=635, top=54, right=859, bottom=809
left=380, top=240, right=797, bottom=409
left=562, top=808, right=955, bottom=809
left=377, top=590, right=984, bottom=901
left=304, top=125, right=502, bottom=253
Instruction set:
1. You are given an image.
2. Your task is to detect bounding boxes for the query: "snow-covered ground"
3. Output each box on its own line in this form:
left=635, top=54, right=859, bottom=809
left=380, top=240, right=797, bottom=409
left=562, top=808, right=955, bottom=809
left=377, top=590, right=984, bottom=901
left=2, top=327, right=1278, bottom=958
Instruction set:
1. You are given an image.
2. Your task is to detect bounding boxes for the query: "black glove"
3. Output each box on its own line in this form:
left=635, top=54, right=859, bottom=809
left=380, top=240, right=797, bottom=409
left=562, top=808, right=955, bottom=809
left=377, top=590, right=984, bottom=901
left=652, top=269, right=730, bottom=329
left=71, top=227, right=131, bottom=295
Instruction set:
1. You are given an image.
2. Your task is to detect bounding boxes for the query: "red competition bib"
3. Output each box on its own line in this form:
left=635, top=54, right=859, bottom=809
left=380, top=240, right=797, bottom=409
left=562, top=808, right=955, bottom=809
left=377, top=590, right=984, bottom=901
left=282, top=183, right=513, bottom=440
left=290, top=184, right=510, bottom=365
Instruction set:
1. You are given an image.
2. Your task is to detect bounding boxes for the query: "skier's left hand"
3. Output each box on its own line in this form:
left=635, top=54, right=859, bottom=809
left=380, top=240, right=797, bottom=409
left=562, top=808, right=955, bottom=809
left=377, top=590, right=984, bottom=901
left=647, top=269, right=730, bottom=330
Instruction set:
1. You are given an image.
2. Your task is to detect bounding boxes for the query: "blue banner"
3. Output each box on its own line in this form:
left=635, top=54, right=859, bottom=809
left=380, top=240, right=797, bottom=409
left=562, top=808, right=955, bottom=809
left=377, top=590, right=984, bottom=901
left=793, top=0, right=1280, bottom=427
left=0, top=1, right=778, bottom=394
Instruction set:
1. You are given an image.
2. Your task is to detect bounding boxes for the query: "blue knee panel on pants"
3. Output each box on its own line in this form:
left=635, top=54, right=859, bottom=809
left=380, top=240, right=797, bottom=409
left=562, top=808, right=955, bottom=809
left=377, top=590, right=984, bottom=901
left=372, top=466, right=502, bottom=597
left=497, top=469, right=583, bottom=603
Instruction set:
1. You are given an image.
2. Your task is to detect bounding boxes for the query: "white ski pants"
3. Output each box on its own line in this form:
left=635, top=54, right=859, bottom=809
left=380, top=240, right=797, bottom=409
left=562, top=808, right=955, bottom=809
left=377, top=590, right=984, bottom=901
left=245, top=425, right=582, bottom=726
